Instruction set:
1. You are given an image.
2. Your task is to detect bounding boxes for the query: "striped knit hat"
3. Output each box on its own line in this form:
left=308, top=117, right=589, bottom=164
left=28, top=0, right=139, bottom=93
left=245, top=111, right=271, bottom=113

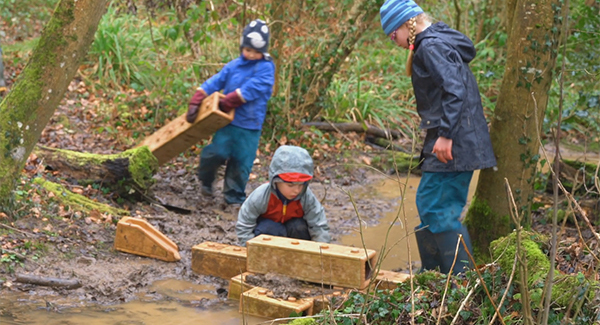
left=380, top=0, right=424, bottom=36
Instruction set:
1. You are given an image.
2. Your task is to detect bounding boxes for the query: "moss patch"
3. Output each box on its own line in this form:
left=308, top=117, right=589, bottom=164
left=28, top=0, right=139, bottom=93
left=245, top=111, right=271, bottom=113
left=465, top=197, right=511, bottom=261
left=490, top=231, right=549, bottom=287
left=34, top=178, right=129, bottom=216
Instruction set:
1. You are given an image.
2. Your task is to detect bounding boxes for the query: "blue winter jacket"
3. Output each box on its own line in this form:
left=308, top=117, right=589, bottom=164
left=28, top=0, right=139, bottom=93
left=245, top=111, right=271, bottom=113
left=201, top=55, right=275, bottom=130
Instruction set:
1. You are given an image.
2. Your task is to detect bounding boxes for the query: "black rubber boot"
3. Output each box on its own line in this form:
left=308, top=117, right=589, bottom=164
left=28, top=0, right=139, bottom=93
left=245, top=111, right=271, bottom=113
left=434, top=225, right=473, bottom=275
left=414, top=227, right=442, bottom=272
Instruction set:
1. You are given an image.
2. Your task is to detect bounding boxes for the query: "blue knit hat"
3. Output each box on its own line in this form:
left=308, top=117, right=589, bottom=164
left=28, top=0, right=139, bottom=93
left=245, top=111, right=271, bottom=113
left=380, top=0, right=424, bottom=36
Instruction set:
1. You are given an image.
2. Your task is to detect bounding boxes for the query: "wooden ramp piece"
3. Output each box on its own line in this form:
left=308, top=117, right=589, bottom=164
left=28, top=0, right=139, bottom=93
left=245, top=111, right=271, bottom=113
left=139, top=92, right=234, bottom=165
left=246, top=235, right=377, bottom=289
left=240, top=287, right=314, bottom=319
left=114, top=217, right=180, bottom=262
left=191, top=242, right=247, bottom=279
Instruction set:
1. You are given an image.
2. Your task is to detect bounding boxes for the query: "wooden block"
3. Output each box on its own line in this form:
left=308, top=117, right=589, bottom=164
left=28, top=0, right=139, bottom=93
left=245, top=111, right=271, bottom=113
left=374, top=270, right=412, bottom=291
left=310, top=290, right=348, bottom=314
left=139, top=92, right=234, bottom=165
left=246, top=235, right=377, bottom=289
left=114, top=217, right=180, bottom=262
left=191, top=242, right=247, bottom=279
left=228, top=272, right=255, bottom=300
left=240, top=287, right=314, bottom=319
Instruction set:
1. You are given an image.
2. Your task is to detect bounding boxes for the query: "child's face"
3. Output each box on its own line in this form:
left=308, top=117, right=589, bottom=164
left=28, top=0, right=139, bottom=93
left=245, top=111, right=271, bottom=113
left=276, top=182, right=305, bottom=200
left=242, top=47, right=264, bottom=60
left=390, top=24, right=410, bottom=49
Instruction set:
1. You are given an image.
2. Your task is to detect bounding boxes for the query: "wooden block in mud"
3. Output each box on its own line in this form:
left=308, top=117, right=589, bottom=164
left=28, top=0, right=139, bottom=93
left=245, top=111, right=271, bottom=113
left=310, top=290, right=348, bottom=314
left=228, top=272, right=256, bottom=300
left=139, top=92, right=233, bottom=165
left=239, top=287, right=314, bottom=319
left=373, top=270, right=411, bottom=291
left=191, top=242, right=247, bottom=279
left=114, top=217, right=181, bottom=262
left=246, top=235, right=377, bottom=289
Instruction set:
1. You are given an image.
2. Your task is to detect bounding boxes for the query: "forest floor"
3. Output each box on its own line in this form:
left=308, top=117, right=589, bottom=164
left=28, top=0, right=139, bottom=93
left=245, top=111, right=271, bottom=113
left=1, top=11, right=599, bottom=323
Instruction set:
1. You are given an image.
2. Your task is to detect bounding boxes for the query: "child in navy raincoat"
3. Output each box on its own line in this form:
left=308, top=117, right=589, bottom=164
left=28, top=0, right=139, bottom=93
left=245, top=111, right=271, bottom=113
left=235, top=145, right=331, bottom=246
left=186, top=19, right=275, bottom=206
left=380, top=0, right=496, bottom=274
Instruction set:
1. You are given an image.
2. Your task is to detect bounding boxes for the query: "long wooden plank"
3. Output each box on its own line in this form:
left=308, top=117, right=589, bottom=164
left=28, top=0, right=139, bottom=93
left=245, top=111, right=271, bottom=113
left=139, top=92, right=233, bottom=165
left=246, top=235, right=377, bottom=289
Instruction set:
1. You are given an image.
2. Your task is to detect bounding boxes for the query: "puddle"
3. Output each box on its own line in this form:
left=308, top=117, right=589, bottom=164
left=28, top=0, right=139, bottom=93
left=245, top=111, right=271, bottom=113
left=340, top=173, right=479, bottom=271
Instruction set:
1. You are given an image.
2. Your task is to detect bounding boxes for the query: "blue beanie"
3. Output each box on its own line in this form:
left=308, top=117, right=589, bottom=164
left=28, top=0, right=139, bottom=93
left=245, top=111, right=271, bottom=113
left=240, top=19, right=270, bottom=54
left=380, top=0, right=424, bottom=36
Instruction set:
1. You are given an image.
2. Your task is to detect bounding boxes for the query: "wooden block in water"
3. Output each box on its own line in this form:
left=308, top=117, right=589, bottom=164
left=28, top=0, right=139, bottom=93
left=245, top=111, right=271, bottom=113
left=239, top=287, right=314, bottom=319
left=191, top=241, right=246, bottom=279
left=246, top=235, right=377, bottom=289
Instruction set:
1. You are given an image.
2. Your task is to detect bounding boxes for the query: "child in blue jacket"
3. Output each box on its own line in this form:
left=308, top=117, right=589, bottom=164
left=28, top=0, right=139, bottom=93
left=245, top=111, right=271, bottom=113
left=186, top=19, right=275, bottom=206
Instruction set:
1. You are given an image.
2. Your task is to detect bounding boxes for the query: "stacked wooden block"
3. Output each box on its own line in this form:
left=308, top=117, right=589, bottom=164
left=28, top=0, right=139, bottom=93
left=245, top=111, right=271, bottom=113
left=191, top=235, right=413, bottom=319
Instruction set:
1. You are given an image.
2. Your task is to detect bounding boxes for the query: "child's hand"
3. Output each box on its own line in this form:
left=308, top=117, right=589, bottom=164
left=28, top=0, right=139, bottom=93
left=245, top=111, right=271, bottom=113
left=219, top=91, right=244, bottom=113
left=432, top=136, right=453, bottom=163
left=186, top=90, right=207, bottom=123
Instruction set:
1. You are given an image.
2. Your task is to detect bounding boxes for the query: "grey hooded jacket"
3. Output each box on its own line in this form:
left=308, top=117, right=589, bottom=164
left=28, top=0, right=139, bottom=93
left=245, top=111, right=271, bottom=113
left=235, top=145, right=331, bottom=246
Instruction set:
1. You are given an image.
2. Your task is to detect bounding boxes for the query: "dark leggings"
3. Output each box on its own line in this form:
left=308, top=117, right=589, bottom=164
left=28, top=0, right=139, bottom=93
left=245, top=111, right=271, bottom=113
left=254, top=217, right=311, bottom=240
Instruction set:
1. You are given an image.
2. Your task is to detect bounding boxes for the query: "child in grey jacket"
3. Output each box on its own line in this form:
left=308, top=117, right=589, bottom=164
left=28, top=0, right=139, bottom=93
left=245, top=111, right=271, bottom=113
left=235, top=145, right=331, bottom=246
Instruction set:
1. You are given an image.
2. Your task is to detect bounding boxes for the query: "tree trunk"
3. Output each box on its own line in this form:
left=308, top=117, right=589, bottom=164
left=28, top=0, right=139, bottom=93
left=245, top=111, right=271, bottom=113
left=465, top=0, right=566, bottom=256
left=290, top=0, right=384, bottom=119
left=34, top=145, right=158, bottom=192
left=0, top=0, right=109, bottom=212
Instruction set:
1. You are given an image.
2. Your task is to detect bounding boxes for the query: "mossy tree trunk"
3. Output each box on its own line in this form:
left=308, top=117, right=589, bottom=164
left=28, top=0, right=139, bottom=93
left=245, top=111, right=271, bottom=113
left=465, top=0, right=566, bottom=256
left=289, top=0, right=384, bottom=119
left=34, top=145, right=158, bottom=193
left=0, top=0, right=108, bottom=212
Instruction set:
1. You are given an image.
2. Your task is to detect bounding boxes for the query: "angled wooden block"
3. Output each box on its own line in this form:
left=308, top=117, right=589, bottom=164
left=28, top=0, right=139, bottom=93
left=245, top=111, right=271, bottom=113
left=246, top=235, right=377, bottom=289
left=373, top=270, right=412, bottom=291
left=191, top=242, right=247, bottom=279
left=114, top=217, right=180, bottom=262
left=228, top=272, right=255, bottom=301
left=240, top=287, right=314, bottom=319
left=139, top=92, right=234, bottom=165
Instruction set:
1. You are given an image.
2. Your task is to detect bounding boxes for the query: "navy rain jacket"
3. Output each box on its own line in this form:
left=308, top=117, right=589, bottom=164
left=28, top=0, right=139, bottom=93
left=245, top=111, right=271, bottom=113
left=412, top=22, right=496, bottom=172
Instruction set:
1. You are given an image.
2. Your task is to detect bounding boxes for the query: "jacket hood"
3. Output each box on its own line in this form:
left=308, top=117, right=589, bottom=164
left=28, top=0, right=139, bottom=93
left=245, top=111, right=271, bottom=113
left=268, top=145, right=314, bottom=182
left=415, top=22, right=476, bottom=63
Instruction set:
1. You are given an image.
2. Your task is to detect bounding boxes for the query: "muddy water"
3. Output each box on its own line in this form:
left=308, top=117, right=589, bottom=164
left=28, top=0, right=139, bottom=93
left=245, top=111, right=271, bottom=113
left=0, top=279, right=267, bottom=324
left=339, top=173, right=478, bottom=271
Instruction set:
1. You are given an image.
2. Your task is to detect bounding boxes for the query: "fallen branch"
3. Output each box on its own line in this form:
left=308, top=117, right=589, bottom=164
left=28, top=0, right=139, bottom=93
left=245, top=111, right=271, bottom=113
left=34, top=145, right=158, bottom=193
left=15, top=273, right=81, bottom=289
left=303, top=122, right=403, bottom=139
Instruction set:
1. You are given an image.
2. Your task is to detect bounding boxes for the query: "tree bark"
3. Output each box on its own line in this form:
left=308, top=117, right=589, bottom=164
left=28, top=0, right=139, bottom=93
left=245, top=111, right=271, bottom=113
left=290, top=0, right=384, bottom=119
left=466, top=0, right=566, bottom=255
left=33, top=145, right=158, bottom=192
left=0, top=0, right=109, bottom=212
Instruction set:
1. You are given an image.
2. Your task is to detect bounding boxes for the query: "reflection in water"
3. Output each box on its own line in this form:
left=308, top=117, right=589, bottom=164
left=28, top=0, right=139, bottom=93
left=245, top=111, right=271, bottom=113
left=340, top=174, right=478, bottom=271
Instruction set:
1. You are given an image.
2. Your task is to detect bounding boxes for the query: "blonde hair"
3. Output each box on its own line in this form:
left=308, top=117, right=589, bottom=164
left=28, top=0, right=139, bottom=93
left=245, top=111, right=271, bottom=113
left=405, top=17, right=417, bottom=76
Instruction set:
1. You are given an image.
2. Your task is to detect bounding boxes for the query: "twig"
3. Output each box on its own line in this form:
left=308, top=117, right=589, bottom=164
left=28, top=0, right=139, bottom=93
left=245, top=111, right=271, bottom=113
left=0, top=223, right=35, bottom=237
left=437, top=235, right=461, bottom=325
left=489, top=250, right=519, bottom=325
left=461, top=235, right=507, bottom=325
left=451, top=279, right=480, bottom=325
